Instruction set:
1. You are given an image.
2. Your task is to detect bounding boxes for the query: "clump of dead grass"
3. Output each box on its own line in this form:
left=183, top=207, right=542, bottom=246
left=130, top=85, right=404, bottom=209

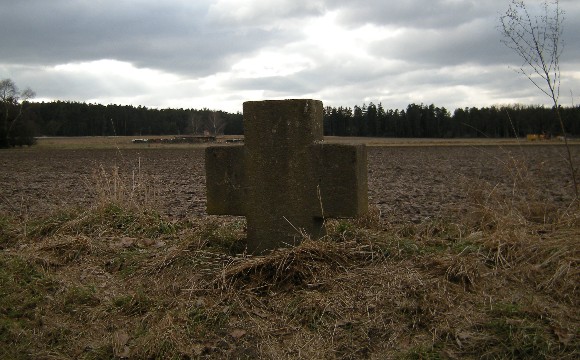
left=88, top=161, right=160, bottom=210
left=456, top=155, right=580, bottom=305
left=28, top=203, right=179, bottom=240
left=218, top=237, right=378, bottom=293
left=0, top=214, right=21, bottom=249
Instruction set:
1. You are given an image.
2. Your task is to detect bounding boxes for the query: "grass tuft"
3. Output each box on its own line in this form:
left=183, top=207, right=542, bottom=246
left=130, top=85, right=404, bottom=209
left=219, top=238, right=376, bottom=293
left=29, top=203, right=178, bottom=240
left=89, top=163, right=160, bottom=210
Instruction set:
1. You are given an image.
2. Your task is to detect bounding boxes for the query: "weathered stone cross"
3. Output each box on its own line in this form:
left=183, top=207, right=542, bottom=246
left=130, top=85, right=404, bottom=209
left=205, top=99, right=368, bottom=253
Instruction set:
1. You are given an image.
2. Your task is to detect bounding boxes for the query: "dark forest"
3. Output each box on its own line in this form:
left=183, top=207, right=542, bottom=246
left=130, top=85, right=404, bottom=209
left=2, top=100, right=580, bottom=146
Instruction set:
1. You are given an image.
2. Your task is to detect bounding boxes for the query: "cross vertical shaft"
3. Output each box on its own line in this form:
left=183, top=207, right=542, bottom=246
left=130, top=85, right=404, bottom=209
left=243, top=100, right=325, bottom=252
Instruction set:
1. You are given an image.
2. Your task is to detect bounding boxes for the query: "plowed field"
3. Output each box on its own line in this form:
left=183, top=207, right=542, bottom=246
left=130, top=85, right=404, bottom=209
left=2, top=142, right=578, bottom=222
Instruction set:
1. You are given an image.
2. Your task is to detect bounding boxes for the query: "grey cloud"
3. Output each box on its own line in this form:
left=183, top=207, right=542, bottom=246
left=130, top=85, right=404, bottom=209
left=327, top=0, right=505, bottom=29
left=226, top=57, right=403, bottom=99
left=326, top=0, right=580, bottom=69
left=9, top=64, right=149, bottom=101
left=371, top=19, right=513, bottom=67
left=228, top=75, right=314, bottom=94
left=207, top=0, right=326, bottom=26
left=365, top=2, right=580, bottom=73
left=0, top=0, right=287, bottom=76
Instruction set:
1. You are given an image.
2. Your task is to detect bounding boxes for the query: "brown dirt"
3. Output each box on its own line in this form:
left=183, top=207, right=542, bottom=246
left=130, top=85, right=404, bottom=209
left=1, top=145, right=579, bottom=222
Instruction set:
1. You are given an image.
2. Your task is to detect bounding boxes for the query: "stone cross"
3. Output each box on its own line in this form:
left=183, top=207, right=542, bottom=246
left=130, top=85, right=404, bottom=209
left=205, top=99, right=367, bottom=254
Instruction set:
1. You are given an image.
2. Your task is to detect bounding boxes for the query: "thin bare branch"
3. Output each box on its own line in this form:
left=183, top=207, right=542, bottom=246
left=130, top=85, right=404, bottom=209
left=499, top=0, right=577, bottom=200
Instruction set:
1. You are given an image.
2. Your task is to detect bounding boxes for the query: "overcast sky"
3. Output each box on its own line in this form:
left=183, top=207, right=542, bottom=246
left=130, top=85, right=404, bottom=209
left=1, top=0, right=579, bottom=113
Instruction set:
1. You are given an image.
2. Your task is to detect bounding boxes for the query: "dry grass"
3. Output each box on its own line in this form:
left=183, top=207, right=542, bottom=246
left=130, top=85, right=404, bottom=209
left=1, top=154, right=579, bottom=359
left=87, top=161, right=162, bottom=210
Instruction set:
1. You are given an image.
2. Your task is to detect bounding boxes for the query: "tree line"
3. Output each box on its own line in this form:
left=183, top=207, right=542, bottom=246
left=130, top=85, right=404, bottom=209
left=2, top=97, right=580, bottom=148
left=323, top=102, right=580, bottom=138
left=22, top=101, right=244, bottom=137
left=0, top=99, right=244, bottom=147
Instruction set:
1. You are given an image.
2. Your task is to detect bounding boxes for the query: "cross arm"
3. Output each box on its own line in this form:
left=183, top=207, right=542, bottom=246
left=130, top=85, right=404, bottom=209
left=205, top=145, right=246, bottom=216
left=311, top=143, right=368, bottom=218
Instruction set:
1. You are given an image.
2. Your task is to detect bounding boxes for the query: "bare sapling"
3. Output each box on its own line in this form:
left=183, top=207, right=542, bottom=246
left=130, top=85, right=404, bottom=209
left=500, top=0, right=578, bottom=200
left=0, top=78, right=36, bottom=147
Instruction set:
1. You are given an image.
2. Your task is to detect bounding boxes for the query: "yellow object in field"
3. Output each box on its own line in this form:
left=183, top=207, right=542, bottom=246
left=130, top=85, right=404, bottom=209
left=527, top=134, right=539, bottom=141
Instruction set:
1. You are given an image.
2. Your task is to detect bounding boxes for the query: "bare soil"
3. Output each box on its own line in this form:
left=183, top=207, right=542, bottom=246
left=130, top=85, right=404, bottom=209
left=1, top=144, right=578, bottom=222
